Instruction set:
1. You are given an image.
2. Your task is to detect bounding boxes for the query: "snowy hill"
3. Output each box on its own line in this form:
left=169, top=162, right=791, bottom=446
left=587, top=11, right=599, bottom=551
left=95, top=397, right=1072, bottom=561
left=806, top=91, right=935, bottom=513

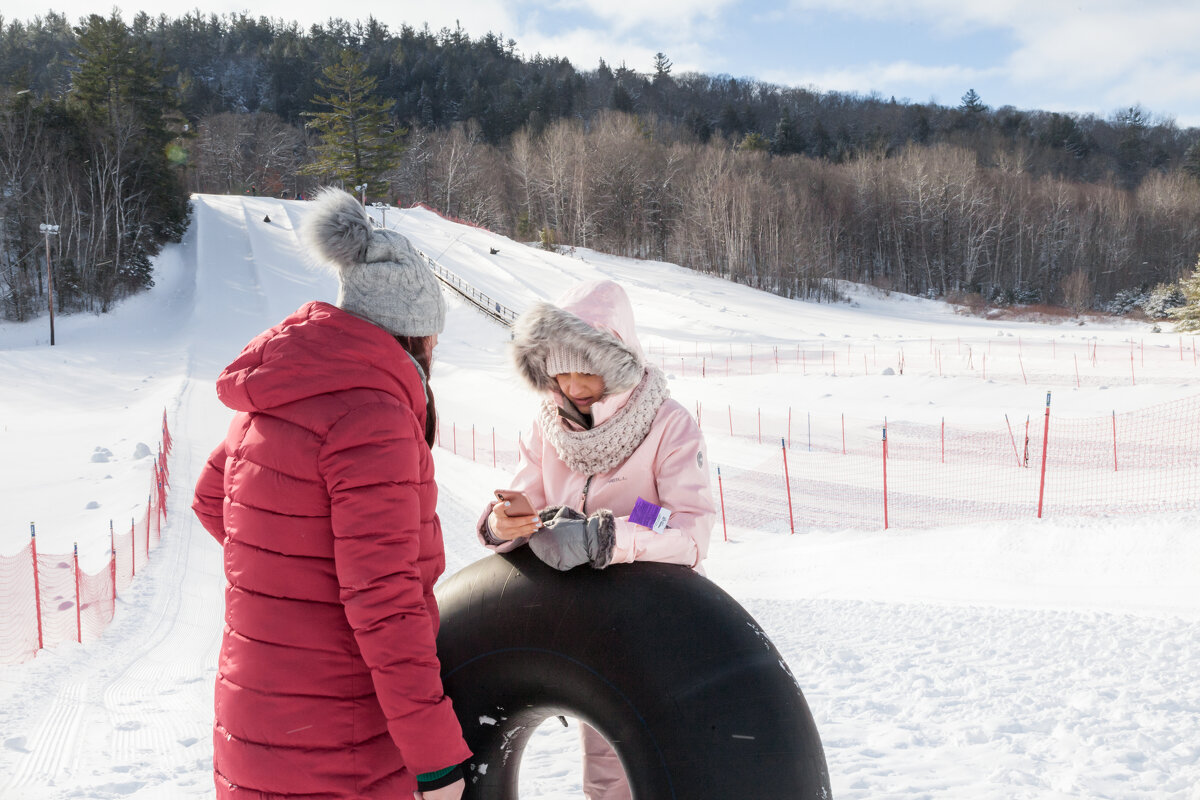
left=1, top=195, right=1198, bottom=799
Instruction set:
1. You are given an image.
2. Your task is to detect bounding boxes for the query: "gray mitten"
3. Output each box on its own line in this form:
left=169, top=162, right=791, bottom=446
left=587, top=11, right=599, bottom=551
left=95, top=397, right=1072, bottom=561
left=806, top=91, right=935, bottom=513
left=528, top=506, right=616, bottom=570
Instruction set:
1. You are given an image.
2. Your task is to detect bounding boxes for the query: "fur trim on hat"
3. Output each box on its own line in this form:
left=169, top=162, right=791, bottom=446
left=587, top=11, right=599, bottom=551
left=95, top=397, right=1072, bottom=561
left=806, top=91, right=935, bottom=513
left=511, top=301, right=643, bottom=395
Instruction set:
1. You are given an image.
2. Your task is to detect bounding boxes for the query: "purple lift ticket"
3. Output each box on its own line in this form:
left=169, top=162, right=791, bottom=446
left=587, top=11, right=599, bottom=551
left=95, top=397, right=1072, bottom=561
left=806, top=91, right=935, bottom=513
left=629, top=497, right=671, bottom=533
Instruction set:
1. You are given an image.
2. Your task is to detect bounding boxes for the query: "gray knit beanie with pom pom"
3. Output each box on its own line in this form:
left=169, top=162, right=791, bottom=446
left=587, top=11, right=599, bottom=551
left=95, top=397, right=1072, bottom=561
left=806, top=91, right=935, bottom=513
left=301, top=187, right=446, bottom=337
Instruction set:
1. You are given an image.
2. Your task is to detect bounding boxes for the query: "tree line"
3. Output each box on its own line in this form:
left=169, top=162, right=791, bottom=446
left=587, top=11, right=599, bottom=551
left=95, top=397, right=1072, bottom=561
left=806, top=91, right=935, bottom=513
left=3, top=11, right=1200, bottom=322
left=1, top=14, right=187, bottom=320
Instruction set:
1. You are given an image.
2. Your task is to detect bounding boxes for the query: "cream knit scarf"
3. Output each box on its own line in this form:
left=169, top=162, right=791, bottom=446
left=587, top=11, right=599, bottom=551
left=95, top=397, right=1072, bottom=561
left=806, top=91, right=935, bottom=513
left=538, top=366, right=669, bottom=475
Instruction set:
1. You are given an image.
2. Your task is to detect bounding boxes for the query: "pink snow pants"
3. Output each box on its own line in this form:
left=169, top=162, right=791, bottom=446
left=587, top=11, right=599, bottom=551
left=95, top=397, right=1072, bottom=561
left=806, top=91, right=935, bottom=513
left=581, top=722, right=632, bottom=800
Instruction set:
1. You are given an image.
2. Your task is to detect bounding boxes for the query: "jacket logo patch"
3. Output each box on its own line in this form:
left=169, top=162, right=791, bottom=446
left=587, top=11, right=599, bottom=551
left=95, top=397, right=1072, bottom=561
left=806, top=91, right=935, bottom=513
left=696, top=450, right=704, bottom=468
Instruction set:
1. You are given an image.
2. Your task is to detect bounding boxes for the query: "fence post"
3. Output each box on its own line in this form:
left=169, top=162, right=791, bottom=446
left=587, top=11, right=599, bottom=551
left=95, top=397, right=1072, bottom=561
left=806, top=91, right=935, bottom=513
left=728, top=404, right=733, bottom=436
left=162, top=407, right=173, bottom=454
left=110, top=523, right=116, bottom=605
left=1037, top=392, right=1052, bottom=518
left=74, top=543, right=81, bottom=644
left=781, top=439, right=795, bottom=535
left=881, top=426, right=889, bottom=530
left=716, top=467, right=728, bottom=542
left=1112, top=411, right=1118, bottom=472
left=145, top=495, right=152, bottom=559
left=1005, top=414, right=1022, bottom=467
left=31, top=523, right=43, bottom=650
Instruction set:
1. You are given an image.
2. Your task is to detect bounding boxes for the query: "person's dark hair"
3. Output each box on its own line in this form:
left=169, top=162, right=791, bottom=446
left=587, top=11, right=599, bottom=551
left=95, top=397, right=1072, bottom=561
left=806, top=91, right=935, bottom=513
left=396, top=335, right=438, bottom=447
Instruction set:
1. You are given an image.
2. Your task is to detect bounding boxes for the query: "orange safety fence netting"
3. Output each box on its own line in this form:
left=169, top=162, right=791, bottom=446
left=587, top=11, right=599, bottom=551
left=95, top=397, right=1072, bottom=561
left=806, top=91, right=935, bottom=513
left=0, top=412, right=171, bottom=666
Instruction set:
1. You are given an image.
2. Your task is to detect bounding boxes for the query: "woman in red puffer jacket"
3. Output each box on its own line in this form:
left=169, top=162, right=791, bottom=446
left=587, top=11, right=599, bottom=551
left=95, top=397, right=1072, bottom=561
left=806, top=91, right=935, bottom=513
left=192, top=188, right=470, bottom=799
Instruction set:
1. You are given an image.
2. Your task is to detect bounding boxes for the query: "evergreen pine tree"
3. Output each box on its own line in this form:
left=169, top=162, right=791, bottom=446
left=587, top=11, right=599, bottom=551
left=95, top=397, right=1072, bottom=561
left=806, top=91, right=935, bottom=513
left=771, top=109, right=805, bottom=155
left=300, top=49, right=406, bottom=190
left=1169, top=257, right=1200, bottom=332
left=1182, top=140, right=1200, bottom=181
left=611, top=82, right=634, bottom=113
left=652, top=52, right=673, bottom=86
left=68, top=13, right=186, bottom=298
left=72, top=14, right=174, bottom=130
left=959, top=88, right=986, bottom=114
left=737, top=132, right=770, bottom=152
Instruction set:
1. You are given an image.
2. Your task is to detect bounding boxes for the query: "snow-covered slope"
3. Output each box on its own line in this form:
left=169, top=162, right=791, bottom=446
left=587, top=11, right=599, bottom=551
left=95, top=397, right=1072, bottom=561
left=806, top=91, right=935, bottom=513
left=0, top=195, right=1197, bottom=800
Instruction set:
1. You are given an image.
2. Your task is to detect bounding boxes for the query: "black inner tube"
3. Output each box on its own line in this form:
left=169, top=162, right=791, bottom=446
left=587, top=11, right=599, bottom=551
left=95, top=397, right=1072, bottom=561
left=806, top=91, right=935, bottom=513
left=436, top=546, right=832, bottom=799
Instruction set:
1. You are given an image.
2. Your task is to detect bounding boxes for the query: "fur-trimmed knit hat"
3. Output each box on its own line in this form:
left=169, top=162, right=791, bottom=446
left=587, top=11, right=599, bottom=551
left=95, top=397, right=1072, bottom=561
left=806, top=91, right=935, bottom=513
left=301, top=187, right=445, bottom=337
left=511, top=284, right=644, bottom=397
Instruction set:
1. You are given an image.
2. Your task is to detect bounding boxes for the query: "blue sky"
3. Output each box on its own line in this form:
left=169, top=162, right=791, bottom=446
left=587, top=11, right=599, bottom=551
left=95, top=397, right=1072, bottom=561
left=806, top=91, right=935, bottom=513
left=23, top=0, right=1200, bottom=128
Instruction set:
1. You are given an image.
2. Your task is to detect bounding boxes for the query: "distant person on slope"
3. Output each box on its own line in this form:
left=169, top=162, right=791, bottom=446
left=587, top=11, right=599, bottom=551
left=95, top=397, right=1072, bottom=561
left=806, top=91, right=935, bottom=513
left=192, top=188, right=469, bottom=800
left=479, top=279, right=716, bottom=800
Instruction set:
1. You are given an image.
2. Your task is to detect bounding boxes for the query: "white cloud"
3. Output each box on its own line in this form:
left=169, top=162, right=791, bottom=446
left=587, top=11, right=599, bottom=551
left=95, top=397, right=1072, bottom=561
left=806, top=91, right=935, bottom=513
left=761, top=61, right=996, bottom=101
left=778, top=0, right=1200, bottom=123
left=542, top=0, right=735, bottom=32
left=513, top=27, right=655, bottom=71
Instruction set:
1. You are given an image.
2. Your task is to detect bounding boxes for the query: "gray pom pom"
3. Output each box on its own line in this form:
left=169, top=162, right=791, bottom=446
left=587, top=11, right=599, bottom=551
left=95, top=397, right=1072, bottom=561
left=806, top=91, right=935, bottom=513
left=301, top=188, right=372, bottom=270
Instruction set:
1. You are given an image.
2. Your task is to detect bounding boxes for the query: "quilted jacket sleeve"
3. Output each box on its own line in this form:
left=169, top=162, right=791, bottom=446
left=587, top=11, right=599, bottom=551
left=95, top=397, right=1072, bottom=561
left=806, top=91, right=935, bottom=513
left=319, top=401, right=471, bottom=775
left=192, top=441, right=229, bottom=545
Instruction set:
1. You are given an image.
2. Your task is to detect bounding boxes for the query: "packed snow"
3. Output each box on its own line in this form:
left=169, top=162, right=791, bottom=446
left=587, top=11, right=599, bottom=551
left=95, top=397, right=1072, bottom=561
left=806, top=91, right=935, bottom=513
left=1, top=195, right=1198, bottom=799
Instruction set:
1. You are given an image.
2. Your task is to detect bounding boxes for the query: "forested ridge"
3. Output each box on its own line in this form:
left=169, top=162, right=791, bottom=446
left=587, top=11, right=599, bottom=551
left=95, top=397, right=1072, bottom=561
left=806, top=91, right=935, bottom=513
left=4, top=10, right=1200, bottom=323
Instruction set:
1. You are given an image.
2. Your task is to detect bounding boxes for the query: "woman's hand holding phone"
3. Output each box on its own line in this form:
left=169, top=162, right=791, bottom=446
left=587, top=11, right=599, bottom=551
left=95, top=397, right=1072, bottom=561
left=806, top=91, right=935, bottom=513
left=489, top=490, right=542, bottom=541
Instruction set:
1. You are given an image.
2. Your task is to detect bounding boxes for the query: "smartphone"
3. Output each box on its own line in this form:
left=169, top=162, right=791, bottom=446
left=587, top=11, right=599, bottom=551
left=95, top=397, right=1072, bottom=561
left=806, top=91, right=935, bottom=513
left=494, top=489, right=536, bottom=517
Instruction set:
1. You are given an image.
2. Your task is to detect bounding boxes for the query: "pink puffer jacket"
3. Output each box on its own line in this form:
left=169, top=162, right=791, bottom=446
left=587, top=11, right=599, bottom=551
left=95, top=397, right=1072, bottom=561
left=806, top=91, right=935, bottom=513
left=480, top=280, right=715, bottom=568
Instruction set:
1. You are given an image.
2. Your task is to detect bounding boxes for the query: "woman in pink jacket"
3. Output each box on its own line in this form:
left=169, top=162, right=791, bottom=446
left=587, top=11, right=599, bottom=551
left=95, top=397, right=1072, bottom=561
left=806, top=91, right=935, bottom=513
left=480, top=279, right=716, bottom=800
left=192, top=189, right=470, bottom=799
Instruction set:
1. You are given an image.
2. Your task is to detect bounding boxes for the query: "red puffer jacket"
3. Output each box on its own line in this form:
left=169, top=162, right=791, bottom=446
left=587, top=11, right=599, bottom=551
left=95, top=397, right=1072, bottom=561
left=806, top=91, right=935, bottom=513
left=192, top=301, right=470, bottom=798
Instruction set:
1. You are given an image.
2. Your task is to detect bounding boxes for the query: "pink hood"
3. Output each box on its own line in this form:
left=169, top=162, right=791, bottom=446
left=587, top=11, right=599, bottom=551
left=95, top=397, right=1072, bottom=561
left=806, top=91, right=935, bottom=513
left=486, top=280, right=716, bottom=570
left=510, top=280, right=646, bottom=422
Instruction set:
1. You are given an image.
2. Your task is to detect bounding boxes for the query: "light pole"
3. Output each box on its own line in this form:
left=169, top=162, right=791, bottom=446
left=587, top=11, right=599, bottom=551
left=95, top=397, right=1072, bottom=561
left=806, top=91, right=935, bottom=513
left=354, top=183, right=367, bottom=205
left=39, top=223, right=59, bottom=346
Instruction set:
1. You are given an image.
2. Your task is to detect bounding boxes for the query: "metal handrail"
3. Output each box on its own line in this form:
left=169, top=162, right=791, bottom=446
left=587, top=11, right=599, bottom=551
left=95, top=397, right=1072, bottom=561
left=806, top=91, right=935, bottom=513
left=423, top=252, right=519, bottom=327
left=367, top=209, right=519, bottom=328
